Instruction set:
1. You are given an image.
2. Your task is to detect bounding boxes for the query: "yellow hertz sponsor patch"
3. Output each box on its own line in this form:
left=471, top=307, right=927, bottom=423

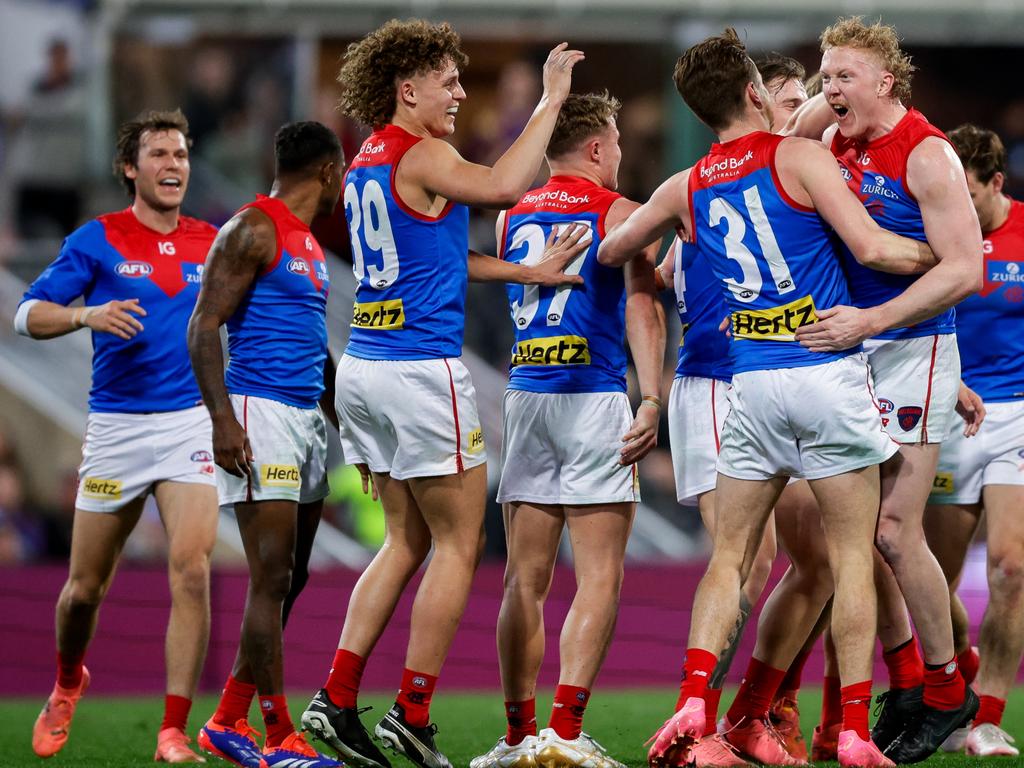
left=511, top=335, right=591, bottom=367
left=932, top=472, right=955, bottom=494
left=466, top=428, right=485, bottom=455
left=352, top=299, right=405, bottom=330
left=678, top=322, right=690, bottom=348
left=82, top=477, right=122, bottom=499
left=731, top=295, right=817, bottom=341
left=260, top=464, right=301, bottom=488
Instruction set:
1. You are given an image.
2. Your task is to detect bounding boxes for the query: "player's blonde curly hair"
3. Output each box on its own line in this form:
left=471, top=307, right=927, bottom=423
left=337, top=19, right=469, bottom=127
left=820, top=17, right=915, bottom=102
left=548, top=92, right=622, bottom=159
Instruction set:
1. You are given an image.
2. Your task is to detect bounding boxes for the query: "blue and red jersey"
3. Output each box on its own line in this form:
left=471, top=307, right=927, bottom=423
left=20, top=208, right=215, bottom=413
left=224, top=195, right=329, bottom=409
left=688, top=131, right=855, bottom=373
left=830, top=108, right=955, bottom=339
left=955, top=198, right=1024, bottom=401
left=499, top=175, right=626, bottom=393
left=343, top=125, right=470, bottom=361
left=673, top=238, right=732, bottom=381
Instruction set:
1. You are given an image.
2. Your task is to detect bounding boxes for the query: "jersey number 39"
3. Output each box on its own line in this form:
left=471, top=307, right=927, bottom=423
left=346, top=180, right=399, bottom=289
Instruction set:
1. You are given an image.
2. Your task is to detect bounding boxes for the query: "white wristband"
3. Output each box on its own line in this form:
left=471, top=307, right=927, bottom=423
left=13, top=299, right=39, bottom=337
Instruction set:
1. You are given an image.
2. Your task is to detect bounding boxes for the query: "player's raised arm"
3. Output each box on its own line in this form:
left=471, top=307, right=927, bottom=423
left=400, top=43, right=584, bottom=208
left=187, top=209, right=274, bottom=475
left=597, top=168, right=692, bottom=267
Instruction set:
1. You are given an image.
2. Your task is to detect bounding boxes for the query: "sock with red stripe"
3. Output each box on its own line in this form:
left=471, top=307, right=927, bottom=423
left=820, top=675, right=843, bottom=728
left=56, top=650, right=85, bottom=691
left=923, top=658, right=966, bottom=710
left=778, top=649, right=811, bottom=700
left=883, top=638, right=924, bottom=690
left=161, top=694, right=192, bottom=732
left=975, top=695, right=1006, bottom=727
left=259, top=695, right=295, bottom=748
left=840, top=681, right=872, bottom=741
left=549, top=685, right=590, bottom=740
left=212, top=675, right=256, bottom=727
left=325, top=649, right=365, bottom=709
left=703, top=688, right=723, bottom=736
left=677, top=648, right=717, bottom=707
left=396, top=668, right=437, bottom=728
left=726, top=657, right=786, bottom=723
left=505, top=698, right=537, bottom=746
left=957, top=647, right=979, bottom=687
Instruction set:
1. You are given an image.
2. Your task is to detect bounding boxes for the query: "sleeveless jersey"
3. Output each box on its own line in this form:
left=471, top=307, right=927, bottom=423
left=500, top=176, right=626, bottom=393
left=830, top=108, right=955, bottom=339
left=224, top=195, right=329, bottom=409
left=954, top=198, right=1024, bottom=401
left=21, top=209, right=215, bottom=414
left=688, top=131, right=855, bottom=374
left=344, top=124, right=471, bottom=360
left=673, top=238, right=732, bottom=381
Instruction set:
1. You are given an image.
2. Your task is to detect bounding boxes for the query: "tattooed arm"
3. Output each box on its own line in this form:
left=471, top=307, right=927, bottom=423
left=187, top=208, right=276, bottom=477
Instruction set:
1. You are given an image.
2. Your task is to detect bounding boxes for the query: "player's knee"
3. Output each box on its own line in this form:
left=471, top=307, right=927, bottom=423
left=252, top=564, right=294, bottom=603
left=504, top=561, right=551, bottom=600
left=875, top=519, right=909, bottom=564
left=169, top=553, right=211, bottom=601
left=577, top=563, right=625, bottom=601
left=989, top=547, right=1024, bottom=595
left=64, top=576, right=106, bottom=612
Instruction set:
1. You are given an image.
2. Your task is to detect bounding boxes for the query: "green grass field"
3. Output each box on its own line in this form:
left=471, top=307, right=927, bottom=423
left=3, top=688, right=1021, bottom=767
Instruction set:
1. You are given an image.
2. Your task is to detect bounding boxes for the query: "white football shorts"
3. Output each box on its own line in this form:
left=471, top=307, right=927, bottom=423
left=718, top=353, right=899, bottom=481
left=667, top=376, right=731, bottom=506
left=336, top=354, right=486, bottom=480
left=929, top=399, right=1024, bottom=505
left=864, top=334, right=960, bottom=445
left=216, top=394, right=328, bottom=506
left=497, top=389, right=639, bottom=505
left=76, top=405, right=215, bottom=513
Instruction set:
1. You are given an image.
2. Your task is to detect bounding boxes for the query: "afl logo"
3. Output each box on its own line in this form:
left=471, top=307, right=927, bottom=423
left=116, top=261, right=153, bottom=278
left=878, top=398, right=895, bottom=414
left=287, top=258, right=309, bottom=275
left=190, top=450, right=213, bottom=462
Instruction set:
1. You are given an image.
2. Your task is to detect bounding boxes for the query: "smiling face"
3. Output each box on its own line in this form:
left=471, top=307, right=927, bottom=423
left=403, top=58, right=467, bottom=138
left=820, top=46, right=895, bottom=141
left=126, top=129, right=189, bottom=213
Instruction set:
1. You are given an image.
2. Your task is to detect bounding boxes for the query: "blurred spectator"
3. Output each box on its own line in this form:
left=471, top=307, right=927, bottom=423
left=999, top=99, right=1024, bottom=198
left=182, top=48, right=240, bottom=152
left=33, top=39, right=75, bottom=94
left=0, top=463, right=47, bottom=562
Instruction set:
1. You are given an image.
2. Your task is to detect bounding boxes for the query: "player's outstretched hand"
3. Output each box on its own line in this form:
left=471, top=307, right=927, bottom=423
left=541, top=42, right=585, bottom=105
left=212, top=414, right=253, bottom=477
left=84, top=298, right=147, bottom=340
left=355, top=463, right=379, bottom=501
left=531, top=224, right=588, bottom=286
left=795, top=304, right=877, bottom=351
left=955, top=382, right=985, bottom=437
left=620, top=401, right=659, bottom=465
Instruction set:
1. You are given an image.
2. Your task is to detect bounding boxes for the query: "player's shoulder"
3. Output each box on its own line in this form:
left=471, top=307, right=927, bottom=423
left=177, top=215, right=218, bottom=240
left=66, top=214, right=118, bottom=250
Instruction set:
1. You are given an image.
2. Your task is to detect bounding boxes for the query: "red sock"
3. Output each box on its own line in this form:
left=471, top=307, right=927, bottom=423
left=778, top=649, right=811, bottom=699
left=726, top=658, right=786, bottom=723
left=505, top=699, right=537, bottom=746
left=677, top=648, right=717, bottom=706
left=820, top=675, right=843, bottom=728
left=840, top=681, right=872, bottom=740
left=957, top=647, right=979, bottom=687
left=703, top=688, right=723, bottom=736
left=161, top=694, right=192, bottom=732
left=259, top=695, right=295, bottom=748
left=549, top=685, right=590, bottom=740
left=883, top=638, right=924, bottom=690
left=56, top=650, right=85, bottom=690
left=923, top=658, right=966, bottom=710
left=975, top=695, right=1006, bottom=727
left=325, top=649, right=365, bottom=709
left=396, top=668, right=437, bottom=728
left=213, top=675, right=257, bottom=727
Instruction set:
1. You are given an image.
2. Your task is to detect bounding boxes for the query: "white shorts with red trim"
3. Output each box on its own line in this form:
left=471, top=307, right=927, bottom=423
left=496, top=389, right=639, bottom=505
left=216, top=394, right=328, bottom=506
left=929, top=399, right=1024, bottom=505
left=76, top=406, right=216, bottom=513
left=864, top=334, right=960, bottom=444
left=718, top=354, right=899, bottom=481
left=668, top=375, right=730, bottom=506
left=336, top=354, right=486, bottom=480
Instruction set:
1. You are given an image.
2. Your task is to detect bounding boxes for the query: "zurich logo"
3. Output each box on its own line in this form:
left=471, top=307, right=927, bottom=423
left=287, top=258, right=309, bottom=275
left=874, top=175, right=885, bottom=186
left=116, top=261, right=153, bottom=278
left=1008, top=263, right=1020, bottom=275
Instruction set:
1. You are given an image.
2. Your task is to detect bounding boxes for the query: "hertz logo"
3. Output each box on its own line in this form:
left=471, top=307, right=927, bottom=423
left=261, top=464, right=300, bottom=488
left=932, top=472, right=955, bottom=494
left=82, top=477, right=122, bottom=499
left=511, top=335, right=590, bottom=366
left=678, top=322, right=690, bottom=348
left=731, top=295, right=817, bottom=341
left=352, top=299, right=405, bottom=330
left=466, top=428, right=485, bottom=455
